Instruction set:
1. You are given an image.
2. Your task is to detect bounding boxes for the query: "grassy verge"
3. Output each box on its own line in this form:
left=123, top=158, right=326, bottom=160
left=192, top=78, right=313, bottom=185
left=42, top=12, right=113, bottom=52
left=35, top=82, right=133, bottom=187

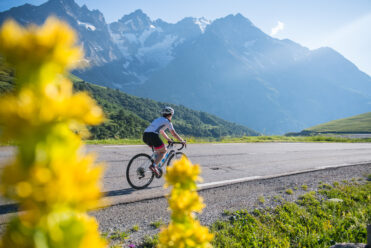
left=2, top=135, right=371, bottom=146
left=212, top=180, right=370, bottom=248
left=134, top=178, right=370, bottom=248
left=220, top=135, right=371, bottom=143
left=84, top=138, right=143, bottom=145
left=83, top=135, right=371, bottom=145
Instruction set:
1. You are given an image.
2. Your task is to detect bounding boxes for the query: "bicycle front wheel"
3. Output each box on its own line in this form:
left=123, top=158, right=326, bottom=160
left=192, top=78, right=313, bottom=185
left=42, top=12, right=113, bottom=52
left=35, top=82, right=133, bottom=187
left=126, top=153, right=154, bottom=190
left=167, top=152, right=186, bottom=167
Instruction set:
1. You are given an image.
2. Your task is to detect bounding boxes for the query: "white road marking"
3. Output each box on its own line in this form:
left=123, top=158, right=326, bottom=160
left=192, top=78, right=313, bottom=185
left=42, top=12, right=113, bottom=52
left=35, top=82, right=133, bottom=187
left=211, top=143, right=246, bottom=146
left=198, top=176, right=262, bottom=188
left=103, top=145, right=146, bottom=148
left=315, top=163, right=367, bottom=170
left=197, top=162, right=371, bottom=190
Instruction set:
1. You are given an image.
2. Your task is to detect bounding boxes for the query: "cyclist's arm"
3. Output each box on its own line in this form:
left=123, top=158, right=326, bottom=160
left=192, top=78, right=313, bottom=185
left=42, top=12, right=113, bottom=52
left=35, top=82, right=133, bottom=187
left=160, top=130, right=172, bottom=142
left=170, top=129, right=185, bottom=143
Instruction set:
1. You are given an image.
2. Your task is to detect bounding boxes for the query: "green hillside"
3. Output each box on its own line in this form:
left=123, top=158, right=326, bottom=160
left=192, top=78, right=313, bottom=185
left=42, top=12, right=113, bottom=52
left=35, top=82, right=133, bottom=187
left=0, top=63, right=259, bottom=139
left=303, top=112, right=371, bottom=134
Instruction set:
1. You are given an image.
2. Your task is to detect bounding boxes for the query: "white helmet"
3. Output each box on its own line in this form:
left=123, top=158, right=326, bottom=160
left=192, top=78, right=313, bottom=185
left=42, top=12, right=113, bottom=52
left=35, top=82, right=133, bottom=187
left=161, top=106, right=174, bottom=115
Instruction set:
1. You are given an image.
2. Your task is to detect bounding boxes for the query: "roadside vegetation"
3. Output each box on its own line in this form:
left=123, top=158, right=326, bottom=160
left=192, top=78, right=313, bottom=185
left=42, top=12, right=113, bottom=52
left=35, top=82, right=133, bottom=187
left=3, top=135, right=371, bottom=146
left=84, top=135, right=371, bottom=145
left=130, top=178, right=370, bottom=248
left=212, top=179, right=370, bottom=248
left=304, top=112, right=371, bottom=133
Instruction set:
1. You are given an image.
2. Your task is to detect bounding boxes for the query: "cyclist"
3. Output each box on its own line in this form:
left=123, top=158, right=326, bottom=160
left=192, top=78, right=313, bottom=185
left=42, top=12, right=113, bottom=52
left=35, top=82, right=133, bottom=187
left=142, top=106, right=186, bottom=177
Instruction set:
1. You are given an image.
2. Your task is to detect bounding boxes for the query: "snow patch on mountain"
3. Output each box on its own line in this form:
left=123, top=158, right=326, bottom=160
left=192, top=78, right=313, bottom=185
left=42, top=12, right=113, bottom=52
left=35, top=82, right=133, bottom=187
left=194, top=18, right=211, bottom=32
left=77, top=20, right=96, bottom=31
left=138, top=34, right=178, bottom=66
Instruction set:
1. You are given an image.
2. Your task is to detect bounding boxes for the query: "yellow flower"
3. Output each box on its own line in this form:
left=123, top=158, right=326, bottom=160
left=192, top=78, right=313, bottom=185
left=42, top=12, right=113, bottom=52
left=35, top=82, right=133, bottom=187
left=0, top=80, right=103, bottom=141
left=158, top=221, right=213, bottom=248
left=0, top=17, right=82, bottom=86
left=0, top=17, right=106, bottom=248
left=0, top=210, right=107, bottom=248
left=159, top=156, right=213, bottom=248
left=165, top=156, right=201, bottom=190
left=169, top=190, right=205, bottom=220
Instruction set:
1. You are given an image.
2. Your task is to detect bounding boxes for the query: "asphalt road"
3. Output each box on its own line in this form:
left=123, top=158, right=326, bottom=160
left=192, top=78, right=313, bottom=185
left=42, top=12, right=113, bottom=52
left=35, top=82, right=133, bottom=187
left=0, top=142, right=371, bottom=207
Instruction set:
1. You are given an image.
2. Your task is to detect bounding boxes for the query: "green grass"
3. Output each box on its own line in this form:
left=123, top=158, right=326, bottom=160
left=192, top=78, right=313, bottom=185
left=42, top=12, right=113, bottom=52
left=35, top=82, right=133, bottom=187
left=109, top=230, right=129, bottom=241
left=138, top=179, right=370, bottom=247
left=84, top=138, right=143, bottom=145
left=285, top=188, right=294, bottom=195
left=131, top=225, right=139, bottom=232
left=141, top=235, right=159, bottom=248
left=211, top=180, right=370, bottom=248
left=150, top=220, right=164, bottom=229
left=301, top=184, right=308, bottom=191
left=305, top=112, right=371, bottom=133
left=81, top=135, right=371, bottom=145
left=258, top=196, right=265, bottom=204
left=220, top=135, right=371, bottom=143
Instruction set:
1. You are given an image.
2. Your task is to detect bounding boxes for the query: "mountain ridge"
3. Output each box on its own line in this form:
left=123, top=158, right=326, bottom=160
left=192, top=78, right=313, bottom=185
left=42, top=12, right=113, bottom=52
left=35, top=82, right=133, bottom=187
left=1, top=0, right=370, bottom=134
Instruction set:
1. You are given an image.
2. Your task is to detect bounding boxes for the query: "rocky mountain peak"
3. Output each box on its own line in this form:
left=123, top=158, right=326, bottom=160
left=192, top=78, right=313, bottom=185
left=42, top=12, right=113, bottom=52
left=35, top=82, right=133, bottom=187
left=116, top=9, right=152, bottom=32
left=47, top=0, right=80, bottom=9
left=205, top=13, right=268, bottom=45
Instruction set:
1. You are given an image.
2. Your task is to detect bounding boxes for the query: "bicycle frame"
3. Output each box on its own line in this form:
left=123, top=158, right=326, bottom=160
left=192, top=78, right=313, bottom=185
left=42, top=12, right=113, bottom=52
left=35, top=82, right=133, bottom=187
left=150, top=142, right=185, bottom=168
left=126, top=141, right=186, bottom=189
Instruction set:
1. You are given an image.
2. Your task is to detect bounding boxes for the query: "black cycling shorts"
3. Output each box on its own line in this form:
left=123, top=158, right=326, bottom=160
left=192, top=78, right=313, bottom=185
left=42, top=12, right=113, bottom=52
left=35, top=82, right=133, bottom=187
left=143, top=132, right=164, bottom=149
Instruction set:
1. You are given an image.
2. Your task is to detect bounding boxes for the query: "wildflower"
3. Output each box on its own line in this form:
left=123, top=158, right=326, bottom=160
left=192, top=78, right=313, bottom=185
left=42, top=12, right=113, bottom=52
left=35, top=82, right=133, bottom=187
left=158, top=156, right=213, bottom=248
left=165, top=156, right=202, bottom=190
left=0, top=17, right=106, bottom=247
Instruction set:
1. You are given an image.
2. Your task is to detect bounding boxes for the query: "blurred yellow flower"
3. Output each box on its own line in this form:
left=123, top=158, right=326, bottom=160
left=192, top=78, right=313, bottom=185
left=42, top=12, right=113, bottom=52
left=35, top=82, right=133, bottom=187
left=0, top=17, right=106, bottom=248
left=159, top=156, right=213, bottom=248
left=169, top=190, right=205, bottom=220
left=165, top=156, right=202, bottom=190
left=0, top=17, right=82, bottom=87
left=158, top=221, right=213, bottom=248
left=0, top=209, right=106, bottom=248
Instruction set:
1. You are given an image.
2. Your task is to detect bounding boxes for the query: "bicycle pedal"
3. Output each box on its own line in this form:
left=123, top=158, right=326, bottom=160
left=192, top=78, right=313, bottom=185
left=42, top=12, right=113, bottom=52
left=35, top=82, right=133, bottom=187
left=155, top=168, right=163, bottom=178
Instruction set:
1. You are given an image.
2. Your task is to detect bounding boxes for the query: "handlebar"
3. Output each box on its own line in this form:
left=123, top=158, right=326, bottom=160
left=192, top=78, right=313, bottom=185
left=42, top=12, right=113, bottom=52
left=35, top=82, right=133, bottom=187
left=167, top=141, right=186, bottom=151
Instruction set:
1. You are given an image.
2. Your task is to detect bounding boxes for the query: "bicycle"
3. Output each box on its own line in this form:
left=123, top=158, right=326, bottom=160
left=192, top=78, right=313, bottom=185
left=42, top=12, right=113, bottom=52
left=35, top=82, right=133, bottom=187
left=126, top=141, right=186, bottom=190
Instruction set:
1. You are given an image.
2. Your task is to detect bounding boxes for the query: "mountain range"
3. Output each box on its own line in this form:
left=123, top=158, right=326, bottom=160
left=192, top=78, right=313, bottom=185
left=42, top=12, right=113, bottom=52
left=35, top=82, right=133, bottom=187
left=0, top=61, right=258, bottom=139
left=1, top=0, right=371, bottom=134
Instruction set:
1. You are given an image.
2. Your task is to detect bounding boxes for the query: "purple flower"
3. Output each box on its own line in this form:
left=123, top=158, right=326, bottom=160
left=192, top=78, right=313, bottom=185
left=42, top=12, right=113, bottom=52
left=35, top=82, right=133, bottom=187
left=128, top=244, right=136, bottom=248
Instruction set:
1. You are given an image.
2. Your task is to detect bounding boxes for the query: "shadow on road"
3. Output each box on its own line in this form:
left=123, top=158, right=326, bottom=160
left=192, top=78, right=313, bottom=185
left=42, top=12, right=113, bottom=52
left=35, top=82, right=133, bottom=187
left=104, top=188, right=136, bottom=197
left=0, top=188, right=142, bottom=215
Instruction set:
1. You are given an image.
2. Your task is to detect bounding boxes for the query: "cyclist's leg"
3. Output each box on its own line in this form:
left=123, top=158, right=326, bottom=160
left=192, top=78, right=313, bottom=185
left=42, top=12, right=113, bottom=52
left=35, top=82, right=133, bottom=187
left=145, top=132, right=166, bottom=165
left=153, top=143, right=166, bottom=165
left=153, top=133, right=166, bottom=165
left=143, top=132, right=163, bottom=177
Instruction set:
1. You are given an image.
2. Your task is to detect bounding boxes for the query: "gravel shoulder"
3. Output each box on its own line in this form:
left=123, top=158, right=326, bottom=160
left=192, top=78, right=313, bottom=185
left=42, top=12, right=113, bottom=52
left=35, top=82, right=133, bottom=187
left=90, top=163, right=371, bottom=246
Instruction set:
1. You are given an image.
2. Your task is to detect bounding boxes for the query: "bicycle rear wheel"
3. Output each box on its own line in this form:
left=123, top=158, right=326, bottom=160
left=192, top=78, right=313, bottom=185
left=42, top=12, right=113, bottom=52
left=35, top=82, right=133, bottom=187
left=126, top=153, right=154, bottom=189
left=167, top=152, right=186, bottom=167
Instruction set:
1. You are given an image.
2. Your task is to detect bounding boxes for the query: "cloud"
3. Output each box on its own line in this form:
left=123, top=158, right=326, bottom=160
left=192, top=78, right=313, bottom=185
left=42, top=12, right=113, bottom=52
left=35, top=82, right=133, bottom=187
left=271, top=21, right=285, bottom=36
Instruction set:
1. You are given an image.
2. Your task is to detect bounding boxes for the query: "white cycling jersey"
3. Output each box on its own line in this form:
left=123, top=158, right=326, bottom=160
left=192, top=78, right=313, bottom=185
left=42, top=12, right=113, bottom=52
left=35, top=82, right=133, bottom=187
left=144, top=117, right=174, bottom=134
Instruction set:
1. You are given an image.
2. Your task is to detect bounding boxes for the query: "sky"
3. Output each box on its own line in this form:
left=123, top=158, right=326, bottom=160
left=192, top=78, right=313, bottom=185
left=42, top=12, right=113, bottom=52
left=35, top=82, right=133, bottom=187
left=1, top=0, right=370, bottom=76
